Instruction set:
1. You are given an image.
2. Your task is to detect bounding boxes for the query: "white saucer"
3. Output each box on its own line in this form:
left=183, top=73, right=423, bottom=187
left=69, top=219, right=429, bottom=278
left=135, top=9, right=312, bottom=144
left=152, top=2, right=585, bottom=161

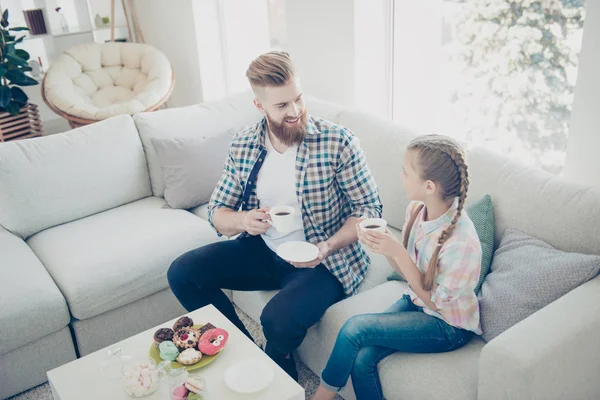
left=223, top=358, right=274, bottom=394
left=276, top=241, right=320, bottom=263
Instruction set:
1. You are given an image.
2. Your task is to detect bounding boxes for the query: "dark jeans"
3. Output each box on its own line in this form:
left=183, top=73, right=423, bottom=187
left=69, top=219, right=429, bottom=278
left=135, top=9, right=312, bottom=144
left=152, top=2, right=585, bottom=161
left=320, top=294, right=474, bottom=399
left=167, top=235, right=344, bottom=373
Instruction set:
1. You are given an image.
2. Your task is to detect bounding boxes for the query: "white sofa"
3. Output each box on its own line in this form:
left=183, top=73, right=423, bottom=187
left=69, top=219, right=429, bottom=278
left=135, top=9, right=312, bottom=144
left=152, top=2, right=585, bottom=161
left=1, top=92, right=599, bottom=399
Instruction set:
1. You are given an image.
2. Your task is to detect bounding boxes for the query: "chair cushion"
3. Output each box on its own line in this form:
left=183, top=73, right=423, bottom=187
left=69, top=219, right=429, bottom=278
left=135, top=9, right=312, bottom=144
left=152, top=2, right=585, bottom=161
left=0, top=227, right=70, bottom=355
left=27, top=197, right=222, bottom=320
left=43, top=42, right=173, bottom=121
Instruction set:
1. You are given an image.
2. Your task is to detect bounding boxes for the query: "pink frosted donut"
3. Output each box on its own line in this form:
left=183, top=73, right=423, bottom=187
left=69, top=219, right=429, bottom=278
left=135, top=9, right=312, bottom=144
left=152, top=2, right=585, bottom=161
left=197, top=328, right=228, bottom=355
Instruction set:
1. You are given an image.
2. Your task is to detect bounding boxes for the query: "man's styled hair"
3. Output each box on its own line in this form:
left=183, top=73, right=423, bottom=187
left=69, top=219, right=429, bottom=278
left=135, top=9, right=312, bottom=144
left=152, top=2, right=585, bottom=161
left=246, top=51, right=296, bottom=89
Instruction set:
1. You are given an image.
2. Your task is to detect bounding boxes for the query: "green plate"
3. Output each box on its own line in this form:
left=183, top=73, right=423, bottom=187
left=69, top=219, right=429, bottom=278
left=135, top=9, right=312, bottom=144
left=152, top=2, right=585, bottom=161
left=149, top=324, right=221, bottom=371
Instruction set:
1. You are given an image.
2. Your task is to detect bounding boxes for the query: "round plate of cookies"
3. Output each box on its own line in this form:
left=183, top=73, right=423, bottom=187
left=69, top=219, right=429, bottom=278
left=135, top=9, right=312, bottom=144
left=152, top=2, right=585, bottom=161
left=149, top=316, right=229, bottom=371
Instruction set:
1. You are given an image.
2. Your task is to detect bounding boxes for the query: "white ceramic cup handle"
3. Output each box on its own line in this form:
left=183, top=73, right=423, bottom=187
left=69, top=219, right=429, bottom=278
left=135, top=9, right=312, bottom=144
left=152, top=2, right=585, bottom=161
left=266, top=211, right=275, bottom=226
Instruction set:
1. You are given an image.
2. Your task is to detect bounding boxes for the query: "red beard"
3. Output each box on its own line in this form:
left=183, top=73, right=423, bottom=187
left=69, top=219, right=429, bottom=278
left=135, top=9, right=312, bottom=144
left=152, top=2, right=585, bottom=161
left=266, top=110, right=307, bottom=146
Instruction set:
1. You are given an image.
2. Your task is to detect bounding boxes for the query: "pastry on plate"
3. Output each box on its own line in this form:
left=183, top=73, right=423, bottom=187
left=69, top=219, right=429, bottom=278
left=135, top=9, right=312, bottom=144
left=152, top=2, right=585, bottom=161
left=172, top=316, right=194, bottom=331
left=158, top=340, right=179, bottom=361
left=177, top=348, right=202, bottom=365
left=153, top=327, right=174, bottom=348
left=173, top=327, right=201, bottom=351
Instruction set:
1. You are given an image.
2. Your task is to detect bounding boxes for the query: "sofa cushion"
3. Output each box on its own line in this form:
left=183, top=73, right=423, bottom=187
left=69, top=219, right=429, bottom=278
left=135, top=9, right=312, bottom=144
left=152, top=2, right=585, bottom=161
left=189, top=203, right=209, bottom=221
left=296, top=281, right=483, bottom=400
left=134, top=91, right=262, bottom=197
left=27, top=197, right=222, bottom=320
left=152, top=133, right=234, bottom=209
left=479, top=229, right=600, bottom=342
left=467, top=146, right=600, bottom=256
left=0, top=226, right=70, bottom=355
left=0, top=115, right=151, bottom=239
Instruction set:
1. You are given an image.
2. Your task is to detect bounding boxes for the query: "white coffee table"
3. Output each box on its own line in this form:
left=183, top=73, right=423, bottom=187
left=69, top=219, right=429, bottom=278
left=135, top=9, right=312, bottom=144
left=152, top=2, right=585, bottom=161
left=47, top=304, right=305, bottom=400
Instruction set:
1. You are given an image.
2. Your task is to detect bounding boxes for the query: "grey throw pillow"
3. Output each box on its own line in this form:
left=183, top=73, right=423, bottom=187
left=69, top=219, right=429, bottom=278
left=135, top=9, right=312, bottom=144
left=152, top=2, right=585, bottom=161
left=478, top=228, right=600, bottom=342
left=152, top=133, right=233, bottom=209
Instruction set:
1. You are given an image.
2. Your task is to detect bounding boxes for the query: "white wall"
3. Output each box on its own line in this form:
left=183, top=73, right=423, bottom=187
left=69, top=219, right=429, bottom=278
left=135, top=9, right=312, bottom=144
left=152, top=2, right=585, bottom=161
left=283, top=0, right=356, bottom=107
left=134, top=0, right=203, bottom=108
left=354, top=0, right=391, bottom=119
left=564, top=0, right=600, bottom=188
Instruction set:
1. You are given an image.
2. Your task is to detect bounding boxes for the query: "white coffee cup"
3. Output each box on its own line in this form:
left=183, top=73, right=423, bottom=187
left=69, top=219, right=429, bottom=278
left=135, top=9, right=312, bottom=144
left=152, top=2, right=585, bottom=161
left=359, top=218, right=387, bottom=233
left=268, top=206, right=295, bottom=233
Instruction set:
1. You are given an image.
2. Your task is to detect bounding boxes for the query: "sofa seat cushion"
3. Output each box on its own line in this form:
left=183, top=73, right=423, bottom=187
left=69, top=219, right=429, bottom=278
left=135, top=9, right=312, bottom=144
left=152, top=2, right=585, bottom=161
left=189, top=203, right=209, bottom=221
left=27, top=197, right=222, bottom=320
left=296, top=281, right=483, bottom=400
left=0, top=227, right=70, bottom=355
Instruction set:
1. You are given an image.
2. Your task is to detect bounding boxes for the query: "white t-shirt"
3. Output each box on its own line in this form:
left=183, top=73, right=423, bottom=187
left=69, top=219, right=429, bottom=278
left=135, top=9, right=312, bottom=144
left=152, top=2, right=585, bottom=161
left=256, top=134, right=306, bottom=252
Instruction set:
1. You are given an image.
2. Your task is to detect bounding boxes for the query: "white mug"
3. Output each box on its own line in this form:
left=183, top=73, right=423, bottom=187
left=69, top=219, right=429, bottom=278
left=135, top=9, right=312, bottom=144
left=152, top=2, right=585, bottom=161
left=268, top=206, right=295, bottom=233
left=359, top=218, right=387, bottom=233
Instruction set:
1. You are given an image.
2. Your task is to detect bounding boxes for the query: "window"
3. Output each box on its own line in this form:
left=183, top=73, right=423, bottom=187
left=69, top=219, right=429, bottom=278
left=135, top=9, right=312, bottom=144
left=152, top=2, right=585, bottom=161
left=392, top=0, right=586, bottom=174
left=194, top=0, right=284, bottom=101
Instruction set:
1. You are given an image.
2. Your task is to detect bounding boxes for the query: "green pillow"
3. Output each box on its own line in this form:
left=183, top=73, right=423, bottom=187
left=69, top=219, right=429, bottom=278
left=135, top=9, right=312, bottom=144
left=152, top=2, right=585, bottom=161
left=386, top=194, right=495, bottom=294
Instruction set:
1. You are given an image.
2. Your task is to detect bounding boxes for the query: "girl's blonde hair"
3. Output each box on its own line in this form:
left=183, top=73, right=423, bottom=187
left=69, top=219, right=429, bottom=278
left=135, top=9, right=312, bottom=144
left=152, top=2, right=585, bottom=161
left=403, top=134, right=469, bottom=291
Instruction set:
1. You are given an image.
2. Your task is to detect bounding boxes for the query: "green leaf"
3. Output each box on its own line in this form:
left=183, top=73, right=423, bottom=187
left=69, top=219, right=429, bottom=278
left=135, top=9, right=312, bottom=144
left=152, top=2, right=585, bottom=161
left=7, top=72, right=38, bottom=86
left=5, top=43, right=15, bottom=55
left=0, top=65, right=7, bottom=77
left=13, top=35, right=24, bottom=44
left=6, top=101, right=21, bottom=116
left=3, top=33, right=15, bottom=41
left=5, top=69, right=37, bottom=86
left=19, top=65, right=32, bottom=72
left=0, top=85, right=11, bottom=107
left=15, top=49, right=29, bottom=61
left=10, top=86, right=28, bottom=103
left=6, top=53, right=28, bottom=67
left=18, top=77, right=38, bottom=86
left=5, top=69, right=24, bottom=81
left=1, top=10, right=9, bottom=28
left=8, top=27, right=29, bottom=32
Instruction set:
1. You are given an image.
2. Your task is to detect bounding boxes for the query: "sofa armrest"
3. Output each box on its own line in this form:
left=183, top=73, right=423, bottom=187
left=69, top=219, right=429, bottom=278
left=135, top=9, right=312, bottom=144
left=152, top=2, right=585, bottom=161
left=478, top=275, right=600, bottom=400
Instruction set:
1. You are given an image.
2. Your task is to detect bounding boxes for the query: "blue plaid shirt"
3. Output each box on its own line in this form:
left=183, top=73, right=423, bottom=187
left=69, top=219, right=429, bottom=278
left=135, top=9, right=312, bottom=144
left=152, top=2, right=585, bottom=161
left=208, top=116, right=382, bottom=295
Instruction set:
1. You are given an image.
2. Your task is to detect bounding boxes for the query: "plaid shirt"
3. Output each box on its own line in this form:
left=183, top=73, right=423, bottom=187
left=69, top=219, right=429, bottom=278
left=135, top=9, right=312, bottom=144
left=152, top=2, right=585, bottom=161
left=208, top=116, right=383, bottom=295
left=404, top=200, right=483, bottom=334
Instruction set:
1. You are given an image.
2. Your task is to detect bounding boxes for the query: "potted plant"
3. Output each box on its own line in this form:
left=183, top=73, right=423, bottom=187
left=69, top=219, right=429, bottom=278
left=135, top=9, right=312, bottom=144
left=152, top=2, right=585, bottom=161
left=0, top=8, right=43, bottom=141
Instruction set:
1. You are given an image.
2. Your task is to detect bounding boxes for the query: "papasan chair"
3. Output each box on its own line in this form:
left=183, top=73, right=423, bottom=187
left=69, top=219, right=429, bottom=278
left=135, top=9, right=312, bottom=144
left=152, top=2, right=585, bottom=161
left=42, top=42, right=174, bottom=128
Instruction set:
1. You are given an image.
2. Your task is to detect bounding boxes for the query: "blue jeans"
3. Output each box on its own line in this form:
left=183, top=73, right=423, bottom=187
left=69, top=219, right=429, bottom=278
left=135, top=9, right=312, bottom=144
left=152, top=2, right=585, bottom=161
left=320, top=294, right=473, bottom=399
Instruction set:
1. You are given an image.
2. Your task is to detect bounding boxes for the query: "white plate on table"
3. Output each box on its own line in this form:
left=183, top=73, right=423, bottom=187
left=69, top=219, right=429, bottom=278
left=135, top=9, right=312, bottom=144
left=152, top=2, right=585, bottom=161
left=276, top=241, right=320, bottom=263
left=224, top=358, right=274, bottom=394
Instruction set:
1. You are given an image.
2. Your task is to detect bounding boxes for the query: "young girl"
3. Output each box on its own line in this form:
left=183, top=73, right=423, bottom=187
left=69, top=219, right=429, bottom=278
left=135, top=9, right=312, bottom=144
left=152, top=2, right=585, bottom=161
left=311, top=134, right=482, bottom=400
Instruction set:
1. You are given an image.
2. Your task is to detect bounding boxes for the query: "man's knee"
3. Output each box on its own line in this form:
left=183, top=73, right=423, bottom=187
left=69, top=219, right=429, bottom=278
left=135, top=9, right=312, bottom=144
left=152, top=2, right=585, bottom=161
left=260, top=300, right=292, bottom=341
left=167, top=252, right=192, bottom=288
left=167, top=248, right=212, bottom=295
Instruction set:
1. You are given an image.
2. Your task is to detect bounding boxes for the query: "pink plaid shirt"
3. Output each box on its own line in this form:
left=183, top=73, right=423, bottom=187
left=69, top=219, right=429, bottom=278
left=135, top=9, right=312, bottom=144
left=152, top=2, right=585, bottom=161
left=403, top=200, right=482, bottom=334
